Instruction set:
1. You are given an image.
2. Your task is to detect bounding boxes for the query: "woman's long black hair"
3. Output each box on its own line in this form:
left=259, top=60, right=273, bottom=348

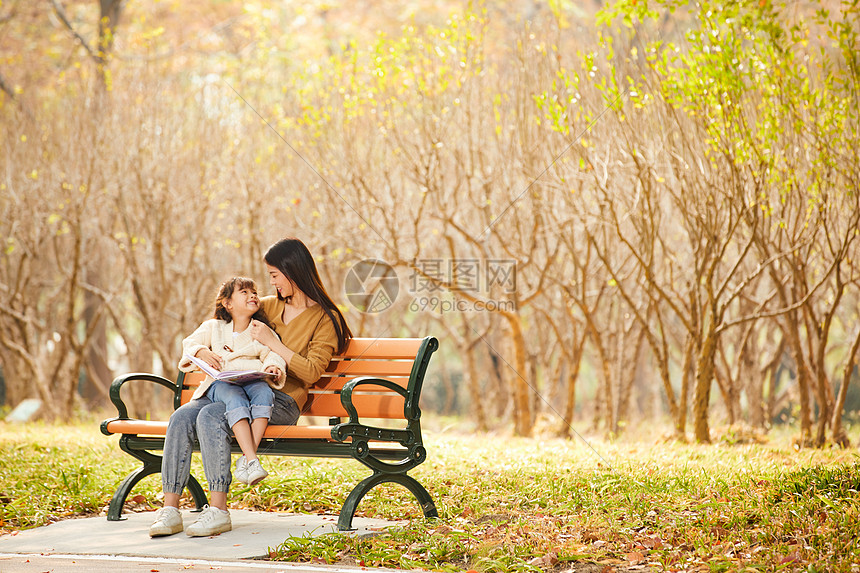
left=264, top=238, right=352, bottom=354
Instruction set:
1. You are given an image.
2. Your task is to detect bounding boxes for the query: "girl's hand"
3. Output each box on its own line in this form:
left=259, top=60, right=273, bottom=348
left=195, top=348, right=223, bottom=371
left=265, top=365, right=286, bottom=384
left=249, top=319, right=276, bottom=346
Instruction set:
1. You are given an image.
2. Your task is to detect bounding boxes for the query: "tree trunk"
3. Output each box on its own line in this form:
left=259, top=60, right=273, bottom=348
left=813, top=369, right=833, bottom=447
left=617, top=327, right=645, bottom=429
left=677, top=334, right=695, bottom=438
left=98, top=0, right=122, bottom=57
left=81, top=266, right=113, bottom=407
left=693, top=325, right=717, bottom=443
left=506, top=314, right=532, bottom=437
left=439, top=360, right=456, bottom=415
left=831, top=327, right=860, bottom=447
left=713, top=370, right=736, bottom=426
left=560, top=367, right=580, bottom=438
left=782, top=313, right=813, bottom=442
left=463, top=336, right=488, bottom=431
left=760, top=335, right=785, bottom=430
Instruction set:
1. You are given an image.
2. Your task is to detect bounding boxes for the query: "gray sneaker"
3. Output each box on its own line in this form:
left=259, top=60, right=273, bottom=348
left=186, top=505, right=232, bottom=537
left=244, top=458, right=268, bottom=486
left=149, top=506, right=183, bottom=537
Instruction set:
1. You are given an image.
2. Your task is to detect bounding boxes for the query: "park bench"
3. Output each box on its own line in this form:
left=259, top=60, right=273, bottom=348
left=101, top=336, right=439, bottom=531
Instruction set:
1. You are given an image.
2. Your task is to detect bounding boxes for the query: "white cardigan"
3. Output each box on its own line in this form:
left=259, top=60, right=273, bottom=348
left=178, top=319, right=286, bottom=400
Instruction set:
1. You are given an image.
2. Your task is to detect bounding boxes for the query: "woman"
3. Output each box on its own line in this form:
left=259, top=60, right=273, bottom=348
left=149, top=238, right=352, bottom=537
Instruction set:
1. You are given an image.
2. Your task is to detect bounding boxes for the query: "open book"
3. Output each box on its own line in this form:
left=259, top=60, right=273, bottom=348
left=185, top=354, right=277, bottom=386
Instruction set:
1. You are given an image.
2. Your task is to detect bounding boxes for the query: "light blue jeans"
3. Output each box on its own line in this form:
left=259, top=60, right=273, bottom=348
left=161, top=390, right=300, bottom=494
left=206, top=380, right=274, bottom=428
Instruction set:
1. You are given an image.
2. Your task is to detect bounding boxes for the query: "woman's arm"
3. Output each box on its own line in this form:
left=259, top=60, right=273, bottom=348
left=249, top=319, right=294, bottom=365
left=249, top=316, right=337, bottom=388
left=287, top=335, right=336, bottom=387
left=258, top=333, right=287, bottom=384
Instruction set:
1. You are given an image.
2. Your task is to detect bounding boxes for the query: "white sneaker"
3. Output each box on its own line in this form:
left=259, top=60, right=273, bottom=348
left=233, top=455, right=248, bottom=483
left=149, top=506, right=183, bottom=537
left=185, top=505, right=232, bottom=537
left=244, top=458, right=268, bottom=486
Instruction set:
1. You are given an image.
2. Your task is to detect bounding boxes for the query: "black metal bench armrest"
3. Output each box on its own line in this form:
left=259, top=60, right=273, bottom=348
left=338, top=375, right=410, bottom=421
left=100, top=373, right=178, bottom=435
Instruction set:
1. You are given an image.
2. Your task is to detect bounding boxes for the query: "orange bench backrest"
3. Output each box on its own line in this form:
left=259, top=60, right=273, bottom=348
left=179, top=338, right=424, bottom=420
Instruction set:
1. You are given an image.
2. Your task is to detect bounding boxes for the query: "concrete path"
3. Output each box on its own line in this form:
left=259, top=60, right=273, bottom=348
left=0, top=554, right=400, bottom=573
left=0, top=509, right=400, bottom=572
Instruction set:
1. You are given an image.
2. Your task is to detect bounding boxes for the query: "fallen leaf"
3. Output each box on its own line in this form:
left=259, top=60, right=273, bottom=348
left=132, top=495, right=147, bottom=504
left=780, top=552, right=802, bottom=564
left=527, top=555, right=556, bottom=568
left=626, top=551, right=646, bottom=564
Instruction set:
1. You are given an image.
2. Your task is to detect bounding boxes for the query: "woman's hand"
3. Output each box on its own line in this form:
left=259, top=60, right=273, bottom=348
left=265, top=365, right=286, bottom=385
left=195, top=348, right=224, bottom=371
left=249, top=319, right=277, bottom=347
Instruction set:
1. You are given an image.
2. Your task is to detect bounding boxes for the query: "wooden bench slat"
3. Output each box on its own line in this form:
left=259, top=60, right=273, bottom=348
left=184, top=377, right=409, bottom=400
left=312, top=376, right=408, bottom=392
left=339, top=338, right=424, bottom=359
left=323, top=360, right=414, bottom=376
left=106, top=419, right=337, bottom=440
left=303, top=393, right=405, bottom=418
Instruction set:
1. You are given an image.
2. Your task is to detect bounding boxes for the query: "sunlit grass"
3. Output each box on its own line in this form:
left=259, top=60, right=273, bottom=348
left=2, top=419, right=859, bottom=571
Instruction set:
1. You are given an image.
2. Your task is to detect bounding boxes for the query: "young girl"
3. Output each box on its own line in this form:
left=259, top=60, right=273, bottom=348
left=178, top=277, right=285, bottom=487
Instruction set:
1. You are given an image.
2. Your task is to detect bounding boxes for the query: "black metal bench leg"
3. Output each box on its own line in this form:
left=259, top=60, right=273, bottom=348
left=109, top=437, right=210, bottom=520
left=186, top=475, right=208, bottom=511
left=107, top=468, right=209, bottom=521
left=107, top=464, right=160, bottom=521
left=338, top=472, right=438, bottom=531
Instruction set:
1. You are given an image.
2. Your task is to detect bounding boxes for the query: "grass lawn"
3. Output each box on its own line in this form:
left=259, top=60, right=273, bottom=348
left=1, top=417, right=859, bottom=572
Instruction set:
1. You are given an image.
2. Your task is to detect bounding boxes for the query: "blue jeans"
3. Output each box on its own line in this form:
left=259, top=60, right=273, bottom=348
left=206, top=380, right=274, bottom=428
left=162, top=389, right=300, bottom=494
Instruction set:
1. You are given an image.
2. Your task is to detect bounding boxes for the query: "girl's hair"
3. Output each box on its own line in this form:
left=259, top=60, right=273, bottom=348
left=213, top=277, right=274, bottom=329
left=264, top=237, right=352, bottom=353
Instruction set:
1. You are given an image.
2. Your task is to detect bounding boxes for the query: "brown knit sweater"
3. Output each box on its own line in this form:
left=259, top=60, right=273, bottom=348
left=259, top=296, right=338, bottom=409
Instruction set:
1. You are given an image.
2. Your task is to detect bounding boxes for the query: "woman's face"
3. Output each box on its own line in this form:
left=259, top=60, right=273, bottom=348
left=267, top=264, right=295, bottom=299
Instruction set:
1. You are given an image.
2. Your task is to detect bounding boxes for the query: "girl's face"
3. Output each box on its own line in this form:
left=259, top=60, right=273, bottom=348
left=267, top=264, right=296, bottom=300
left=224, top=284, right=260, bottom=319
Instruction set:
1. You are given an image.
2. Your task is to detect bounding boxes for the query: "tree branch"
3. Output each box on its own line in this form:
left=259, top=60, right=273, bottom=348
left=49, top=0, right=100, bottom=63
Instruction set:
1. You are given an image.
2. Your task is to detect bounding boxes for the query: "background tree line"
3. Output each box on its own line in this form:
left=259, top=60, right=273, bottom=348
left=1, top=0, right=858, bottom=445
